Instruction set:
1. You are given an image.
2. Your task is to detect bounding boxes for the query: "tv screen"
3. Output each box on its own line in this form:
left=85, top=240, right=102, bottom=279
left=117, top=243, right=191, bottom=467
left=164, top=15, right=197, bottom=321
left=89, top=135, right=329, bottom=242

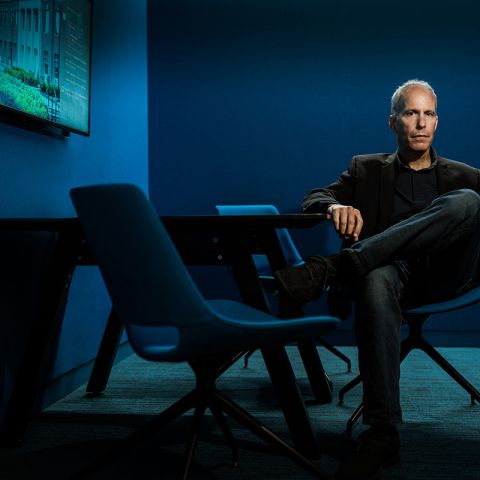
left=0, top=0, right=92, bottom=136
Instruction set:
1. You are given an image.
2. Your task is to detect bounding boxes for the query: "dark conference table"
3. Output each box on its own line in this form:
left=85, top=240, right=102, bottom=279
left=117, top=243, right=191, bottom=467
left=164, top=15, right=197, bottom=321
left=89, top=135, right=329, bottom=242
left=0, top=213, right=328, bottom=458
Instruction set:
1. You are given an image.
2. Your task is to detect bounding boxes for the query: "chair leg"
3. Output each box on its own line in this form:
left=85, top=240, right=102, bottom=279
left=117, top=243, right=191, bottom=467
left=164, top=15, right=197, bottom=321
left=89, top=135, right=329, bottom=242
left=243, top=349, right=256, bottom=368
left=210, top=404, right=240, bottom=467
left=316, top=337, right=352, bottom=372
left=212, top=390, right=332, bottom=480
left=182, top=402, right=207, bottom=480
left=338, top=374, right=362, bottom=405
left=342, top=333, right=479, bottom=437
left=70, top=388, right=200, bottom=480
left=400, top=335, right=415, bottom=362
left=346, top=402, right=364, bottom=438
left=417, top=338, right=480, bottom=404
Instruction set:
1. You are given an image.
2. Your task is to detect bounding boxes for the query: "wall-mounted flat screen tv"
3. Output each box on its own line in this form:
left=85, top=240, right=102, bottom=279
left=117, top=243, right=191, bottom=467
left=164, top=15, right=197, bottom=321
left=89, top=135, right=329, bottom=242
left=0, top=0, right=92, bottom=136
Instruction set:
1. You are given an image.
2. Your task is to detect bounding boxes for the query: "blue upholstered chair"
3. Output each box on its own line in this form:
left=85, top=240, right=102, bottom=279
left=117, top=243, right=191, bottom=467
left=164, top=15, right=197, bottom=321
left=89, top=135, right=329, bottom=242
left=216, top=204, right=351, bottom=372
left=70, top=184, right=340, bottom=479
left=339, top=288, right=480, bottom=436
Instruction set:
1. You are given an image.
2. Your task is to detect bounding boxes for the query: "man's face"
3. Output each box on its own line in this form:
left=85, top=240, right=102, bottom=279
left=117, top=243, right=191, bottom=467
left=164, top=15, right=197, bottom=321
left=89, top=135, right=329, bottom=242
left=389, top=86, right=438, bottom=154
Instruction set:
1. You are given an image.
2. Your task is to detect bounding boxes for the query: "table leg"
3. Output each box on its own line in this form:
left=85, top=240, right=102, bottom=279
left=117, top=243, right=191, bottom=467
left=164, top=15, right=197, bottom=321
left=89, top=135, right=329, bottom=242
left=258, top=229, right=333, bottom=403
left=0, top=231, right=78, bottom=447
left=261, top=346, right=320, bottom=459
left=229, top=238, right=320, bottom=458
left=86, top=308, right=124, bottom=394
left=297, top=340, right=332, bottom=404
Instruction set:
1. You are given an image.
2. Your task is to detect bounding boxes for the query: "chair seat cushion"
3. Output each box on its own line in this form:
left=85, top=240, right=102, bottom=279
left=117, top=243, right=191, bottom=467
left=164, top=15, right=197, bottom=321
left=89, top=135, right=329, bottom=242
left=404, top=286, right=480, bottom=315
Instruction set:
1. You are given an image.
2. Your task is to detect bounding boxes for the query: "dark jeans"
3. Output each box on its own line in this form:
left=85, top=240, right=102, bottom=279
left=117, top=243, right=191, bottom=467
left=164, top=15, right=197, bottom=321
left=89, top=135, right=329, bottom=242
left=344, top=189, right=480, bottom=425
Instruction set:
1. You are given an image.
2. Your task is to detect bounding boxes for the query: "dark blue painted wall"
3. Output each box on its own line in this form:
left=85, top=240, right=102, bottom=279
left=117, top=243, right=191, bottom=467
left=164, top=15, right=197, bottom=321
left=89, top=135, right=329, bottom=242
left=148, top=0, right=480, bottom=345
left=0, top=0, right=148, bottom=417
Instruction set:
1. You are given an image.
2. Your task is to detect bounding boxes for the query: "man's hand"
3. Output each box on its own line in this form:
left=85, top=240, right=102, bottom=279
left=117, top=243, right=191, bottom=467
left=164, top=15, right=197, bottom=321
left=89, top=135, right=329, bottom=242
left=327, top=204, right=363, bottom=241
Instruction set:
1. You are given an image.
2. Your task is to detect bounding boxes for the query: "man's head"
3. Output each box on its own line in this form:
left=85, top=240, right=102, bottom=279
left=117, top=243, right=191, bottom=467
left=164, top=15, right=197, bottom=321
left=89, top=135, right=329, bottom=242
left=389, top=79, right=438, bottom=158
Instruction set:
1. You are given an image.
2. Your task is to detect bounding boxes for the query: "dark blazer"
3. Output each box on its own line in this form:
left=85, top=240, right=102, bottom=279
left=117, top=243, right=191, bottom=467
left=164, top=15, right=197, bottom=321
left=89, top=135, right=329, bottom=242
left=302, top=150, right=480, bottom=242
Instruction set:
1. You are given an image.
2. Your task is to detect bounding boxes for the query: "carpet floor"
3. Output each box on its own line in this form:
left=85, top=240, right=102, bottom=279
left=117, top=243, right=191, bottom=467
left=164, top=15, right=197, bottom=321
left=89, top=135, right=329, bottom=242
left=1, top=346, right=479, bottom=479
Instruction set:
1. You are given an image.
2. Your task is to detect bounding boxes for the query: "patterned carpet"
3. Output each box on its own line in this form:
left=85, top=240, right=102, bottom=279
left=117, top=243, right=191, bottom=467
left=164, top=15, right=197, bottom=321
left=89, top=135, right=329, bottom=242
left=1, top=346, right=479, bottom=479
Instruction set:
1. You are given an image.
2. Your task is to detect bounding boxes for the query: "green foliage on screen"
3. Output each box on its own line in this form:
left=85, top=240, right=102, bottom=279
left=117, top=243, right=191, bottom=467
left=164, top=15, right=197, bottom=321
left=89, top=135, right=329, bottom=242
left=0, top=72, right=48, bottom=119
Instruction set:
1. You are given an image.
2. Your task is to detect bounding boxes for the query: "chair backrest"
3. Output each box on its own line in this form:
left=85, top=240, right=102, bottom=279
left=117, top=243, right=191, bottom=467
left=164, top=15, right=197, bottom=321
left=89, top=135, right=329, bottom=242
left=70, top=184, right=211, bottom=360
left=215, top=204, right=303, bottom=273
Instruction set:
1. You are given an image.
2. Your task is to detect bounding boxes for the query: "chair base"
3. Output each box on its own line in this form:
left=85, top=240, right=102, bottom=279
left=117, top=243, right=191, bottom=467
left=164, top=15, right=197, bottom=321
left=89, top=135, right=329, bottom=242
left=340, top=320, right=480, bottom=437
left=71, top=360, right=331, bottom=480
left=316, top=337, right=352, bottom=372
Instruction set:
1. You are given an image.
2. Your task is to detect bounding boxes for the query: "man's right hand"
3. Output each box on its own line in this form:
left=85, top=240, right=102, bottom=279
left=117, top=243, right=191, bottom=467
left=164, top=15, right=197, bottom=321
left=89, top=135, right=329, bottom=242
left=327, top=204, right=364, bottom=241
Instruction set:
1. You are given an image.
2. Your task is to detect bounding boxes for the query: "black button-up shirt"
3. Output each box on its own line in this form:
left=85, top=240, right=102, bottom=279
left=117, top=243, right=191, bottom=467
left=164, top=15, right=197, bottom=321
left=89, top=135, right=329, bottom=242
left=389, top=154, right=439, bottom=226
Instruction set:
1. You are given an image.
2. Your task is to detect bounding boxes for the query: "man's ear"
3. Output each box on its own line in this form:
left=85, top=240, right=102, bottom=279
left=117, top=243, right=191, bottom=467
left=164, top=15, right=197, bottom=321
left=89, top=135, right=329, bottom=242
left=388, top=114, right=397, bottom=132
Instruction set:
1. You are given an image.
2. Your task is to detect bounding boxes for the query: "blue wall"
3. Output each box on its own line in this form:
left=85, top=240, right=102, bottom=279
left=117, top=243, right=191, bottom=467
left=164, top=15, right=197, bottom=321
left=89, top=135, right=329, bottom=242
left=148, top=0, right=480, bottom=345
left=0, top=0, right=148, bottom=416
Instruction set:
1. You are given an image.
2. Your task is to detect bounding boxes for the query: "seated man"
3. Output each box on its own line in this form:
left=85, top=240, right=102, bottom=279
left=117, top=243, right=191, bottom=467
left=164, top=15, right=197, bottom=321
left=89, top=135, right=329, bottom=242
left=274, top=79, right=480, bottom=480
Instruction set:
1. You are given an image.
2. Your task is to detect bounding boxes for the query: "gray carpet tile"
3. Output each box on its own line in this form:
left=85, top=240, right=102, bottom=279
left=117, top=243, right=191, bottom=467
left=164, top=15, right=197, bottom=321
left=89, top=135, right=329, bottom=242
left=0, top=346, right=479, bottom=479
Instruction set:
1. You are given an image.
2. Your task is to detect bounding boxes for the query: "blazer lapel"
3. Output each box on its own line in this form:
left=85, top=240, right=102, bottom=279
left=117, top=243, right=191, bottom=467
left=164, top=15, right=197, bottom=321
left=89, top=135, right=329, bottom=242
left=377, top=153, right=397, bottom=230
left=436, top=157, right=455, bottom=194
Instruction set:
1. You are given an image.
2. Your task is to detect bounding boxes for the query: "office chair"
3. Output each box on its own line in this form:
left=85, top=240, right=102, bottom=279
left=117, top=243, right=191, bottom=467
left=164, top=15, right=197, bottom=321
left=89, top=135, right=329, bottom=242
left=70, top=184, right=340, bottom=479
left=216, top=204, right=351, bottom=372
left=338, top=287, right=480, bottom=437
